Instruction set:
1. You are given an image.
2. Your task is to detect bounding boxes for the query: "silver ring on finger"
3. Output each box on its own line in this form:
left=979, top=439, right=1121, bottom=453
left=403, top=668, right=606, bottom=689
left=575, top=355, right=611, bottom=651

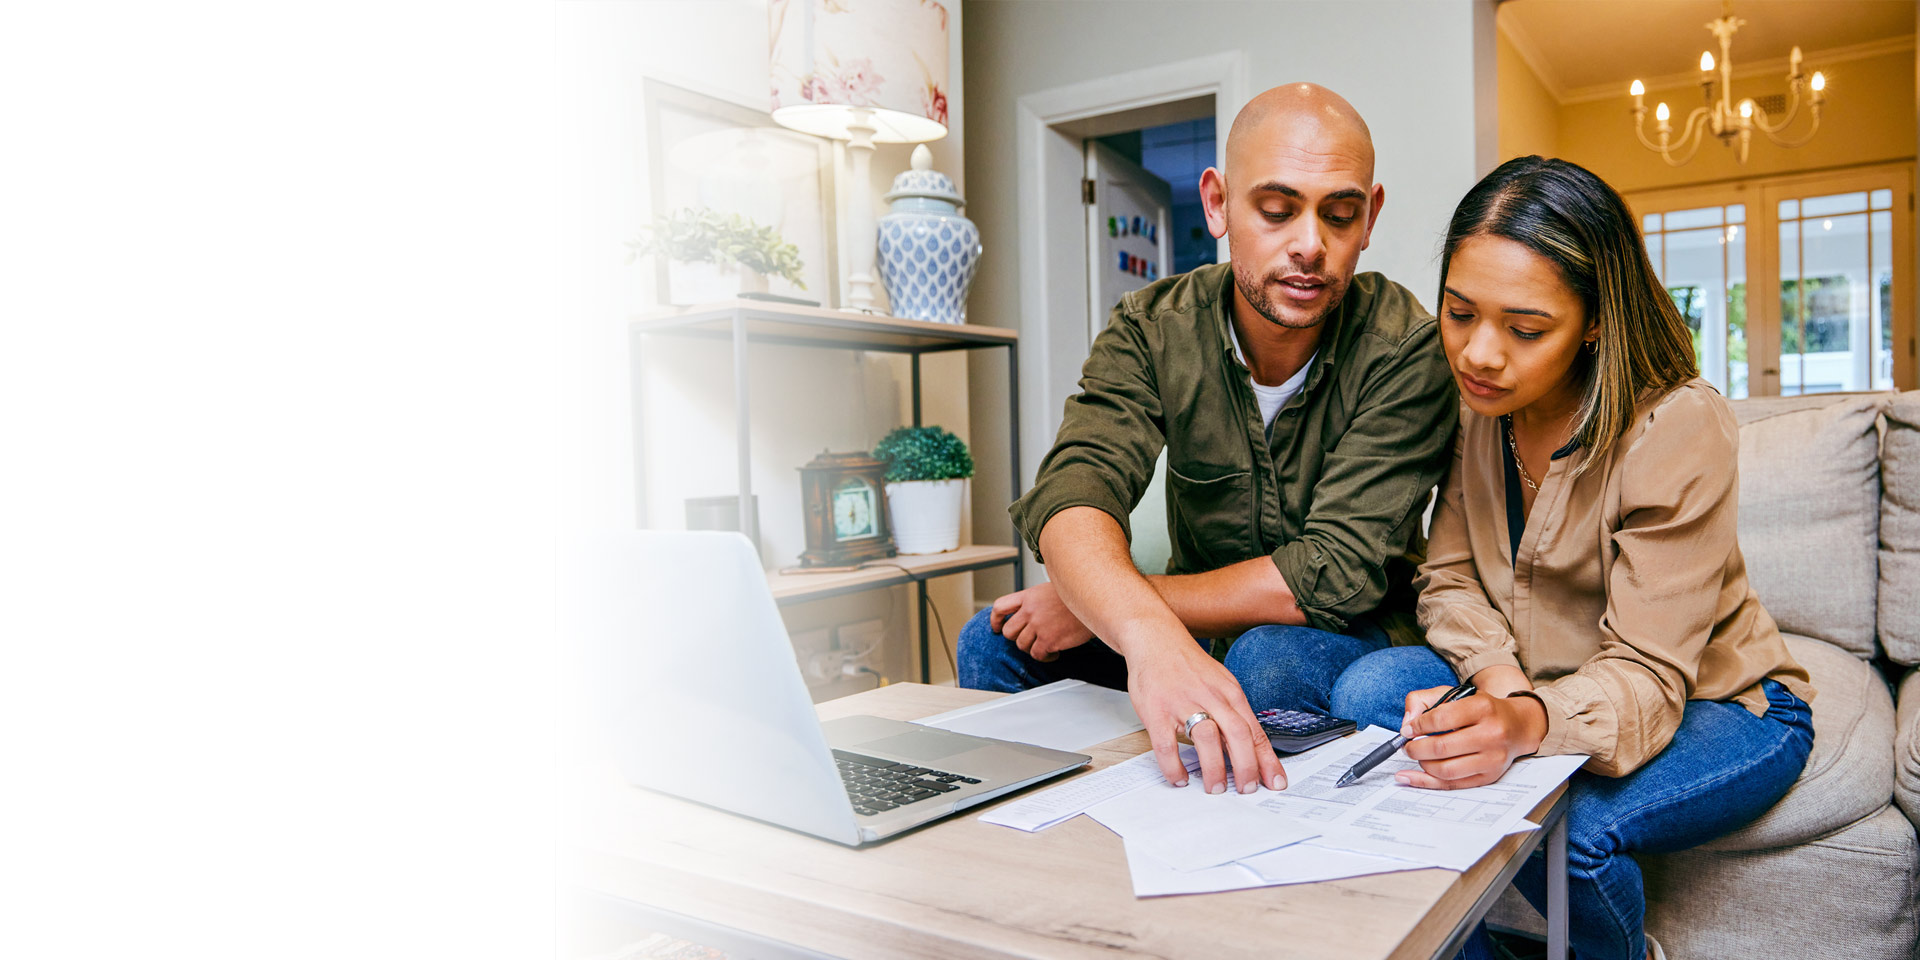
left=1182, top=711, right=1212, bottom=740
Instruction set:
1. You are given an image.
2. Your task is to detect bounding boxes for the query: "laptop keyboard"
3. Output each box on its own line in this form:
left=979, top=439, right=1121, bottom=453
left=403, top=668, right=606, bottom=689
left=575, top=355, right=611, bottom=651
left=833, top=749, right=982, bottom=817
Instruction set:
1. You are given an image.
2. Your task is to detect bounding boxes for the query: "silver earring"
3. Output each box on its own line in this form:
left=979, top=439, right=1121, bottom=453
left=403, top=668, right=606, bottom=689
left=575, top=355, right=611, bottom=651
left=1584, top=340, right=1598, bottom=353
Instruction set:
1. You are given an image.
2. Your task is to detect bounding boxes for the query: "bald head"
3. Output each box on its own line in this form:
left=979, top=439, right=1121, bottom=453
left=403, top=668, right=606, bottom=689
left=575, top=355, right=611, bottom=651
left=1200, top=83, right=1384, bottom=332
left=1225, top=83, right=1375, bottom=188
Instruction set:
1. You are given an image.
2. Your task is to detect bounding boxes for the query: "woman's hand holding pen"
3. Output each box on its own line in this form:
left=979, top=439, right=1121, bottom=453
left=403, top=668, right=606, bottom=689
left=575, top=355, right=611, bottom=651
left=1393, top=685, right=1549, bottom=790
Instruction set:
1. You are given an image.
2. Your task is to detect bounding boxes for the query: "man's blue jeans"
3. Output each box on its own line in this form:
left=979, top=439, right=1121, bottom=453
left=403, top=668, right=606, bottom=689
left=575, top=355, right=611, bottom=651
left=955, top=606, right=1391, bottom=714
left=1330, top=645, right=1816, bottom=960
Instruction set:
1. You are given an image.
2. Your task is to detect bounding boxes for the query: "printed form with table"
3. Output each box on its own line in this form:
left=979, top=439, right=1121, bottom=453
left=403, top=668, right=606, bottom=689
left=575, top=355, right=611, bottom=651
left=917, top=680, right=1587, bottom=898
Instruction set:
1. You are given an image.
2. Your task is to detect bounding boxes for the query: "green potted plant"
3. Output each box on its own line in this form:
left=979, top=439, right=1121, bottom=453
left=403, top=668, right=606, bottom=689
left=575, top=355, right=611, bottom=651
left=872, top=425, right=974, bottom=554
left=627, top=207, right=806, bottom=305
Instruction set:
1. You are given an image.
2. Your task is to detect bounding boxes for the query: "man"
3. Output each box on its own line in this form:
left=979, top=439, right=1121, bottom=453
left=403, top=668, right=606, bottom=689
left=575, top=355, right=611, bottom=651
left=956, top=83, right=1457, bottom=795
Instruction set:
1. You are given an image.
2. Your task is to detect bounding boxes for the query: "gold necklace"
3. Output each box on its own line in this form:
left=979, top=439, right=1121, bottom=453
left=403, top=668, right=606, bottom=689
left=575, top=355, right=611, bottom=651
left=1505, top=417, right=1540, bottom=493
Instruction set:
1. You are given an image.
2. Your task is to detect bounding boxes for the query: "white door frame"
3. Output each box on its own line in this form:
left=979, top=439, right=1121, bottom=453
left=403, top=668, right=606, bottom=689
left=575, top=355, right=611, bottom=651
left=1012, top=53, right=1247, bottom=583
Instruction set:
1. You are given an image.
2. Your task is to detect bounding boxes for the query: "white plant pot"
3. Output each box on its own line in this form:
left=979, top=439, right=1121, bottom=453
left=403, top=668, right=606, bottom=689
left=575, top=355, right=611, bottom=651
left=666, top=260, right=767, bottom=305
left=886, top=478, right=965, bottom=555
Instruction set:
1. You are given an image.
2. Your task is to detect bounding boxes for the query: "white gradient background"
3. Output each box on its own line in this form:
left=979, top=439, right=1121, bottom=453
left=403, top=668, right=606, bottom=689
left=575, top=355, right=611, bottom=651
left=4, top=2, right=555, bottom=957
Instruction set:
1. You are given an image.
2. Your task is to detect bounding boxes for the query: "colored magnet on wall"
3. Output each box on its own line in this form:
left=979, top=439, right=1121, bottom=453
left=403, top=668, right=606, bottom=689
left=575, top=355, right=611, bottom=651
left=1108, top=216, right=1117, bottom=237
left=1149, top=223, right=1157, bottom=243
left=1118, top=251, right=1129, bottom=271
left=1131, top=216, right=1143, bottom=235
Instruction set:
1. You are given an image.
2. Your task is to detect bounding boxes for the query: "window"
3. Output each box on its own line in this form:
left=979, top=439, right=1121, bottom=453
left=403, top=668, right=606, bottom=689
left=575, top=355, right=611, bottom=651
left=1629, top=164, right=1914, bottom=396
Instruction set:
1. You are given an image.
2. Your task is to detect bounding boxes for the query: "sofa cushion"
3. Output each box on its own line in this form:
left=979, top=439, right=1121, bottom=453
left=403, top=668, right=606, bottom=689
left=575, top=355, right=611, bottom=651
left=1486, top=805, right=1920, bottom=960
left=1882, top=391, right=1920, bottom=664
left=1898, top=667, right=1920, bottom=826
left=1700, top=634, right=1894, bottom=851
left=1728, top=393, right=1887, bottom=659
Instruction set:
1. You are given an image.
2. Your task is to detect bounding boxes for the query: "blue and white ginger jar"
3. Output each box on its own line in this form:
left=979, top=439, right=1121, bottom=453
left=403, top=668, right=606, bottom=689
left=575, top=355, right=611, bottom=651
left=877, top=145, right=982, bottom=325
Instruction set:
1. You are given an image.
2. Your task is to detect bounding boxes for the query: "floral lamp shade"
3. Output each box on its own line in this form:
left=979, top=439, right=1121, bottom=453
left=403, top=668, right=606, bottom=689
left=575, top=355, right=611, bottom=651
left=768, top=0, right=949, bottom=144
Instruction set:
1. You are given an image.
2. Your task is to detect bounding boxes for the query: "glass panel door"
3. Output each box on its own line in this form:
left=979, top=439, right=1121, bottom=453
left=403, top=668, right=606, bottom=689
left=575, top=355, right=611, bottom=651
left=1774, top=191, right=1889, bottom=394
left=1642, top=203, right=1749, bottom=397
left=1631, top=163, right=1914, bottom=396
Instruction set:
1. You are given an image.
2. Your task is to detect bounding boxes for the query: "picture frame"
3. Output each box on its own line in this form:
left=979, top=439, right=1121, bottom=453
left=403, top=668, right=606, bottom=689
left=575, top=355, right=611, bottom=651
left=641, top=78, right=839, bottom=307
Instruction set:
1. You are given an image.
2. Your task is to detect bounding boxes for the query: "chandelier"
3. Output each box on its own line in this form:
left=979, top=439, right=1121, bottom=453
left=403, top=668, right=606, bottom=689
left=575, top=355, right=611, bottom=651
left=1628, top=0, right=1827, bottom=166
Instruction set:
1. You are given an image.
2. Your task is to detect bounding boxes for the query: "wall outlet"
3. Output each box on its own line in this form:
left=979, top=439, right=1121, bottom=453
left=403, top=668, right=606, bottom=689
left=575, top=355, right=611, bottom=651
left=835, top=619, right=887, bottom=659
left=791, top=627, right=837, bottom=684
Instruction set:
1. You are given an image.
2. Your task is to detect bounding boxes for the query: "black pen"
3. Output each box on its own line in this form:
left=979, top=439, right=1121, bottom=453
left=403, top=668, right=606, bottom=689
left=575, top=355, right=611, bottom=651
left=1334, top=680, right=1477, bottom=787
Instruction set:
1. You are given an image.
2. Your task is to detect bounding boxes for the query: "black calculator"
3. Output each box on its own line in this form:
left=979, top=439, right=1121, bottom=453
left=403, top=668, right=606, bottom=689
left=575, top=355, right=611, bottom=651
left=1253, top=708, right=1358, bottom=753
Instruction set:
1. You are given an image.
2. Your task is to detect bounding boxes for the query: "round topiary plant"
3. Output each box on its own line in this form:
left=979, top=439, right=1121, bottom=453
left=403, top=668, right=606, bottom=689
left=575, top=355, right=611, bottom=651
left=872, top=426, right=974, bottom=483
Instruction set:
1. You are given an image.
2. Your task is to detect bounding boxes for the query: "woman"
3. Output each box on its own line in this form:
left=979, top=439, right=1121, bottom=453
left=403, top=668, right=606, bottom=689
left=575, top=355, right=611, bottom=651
left=1326, top=156, right=1815, bottom=960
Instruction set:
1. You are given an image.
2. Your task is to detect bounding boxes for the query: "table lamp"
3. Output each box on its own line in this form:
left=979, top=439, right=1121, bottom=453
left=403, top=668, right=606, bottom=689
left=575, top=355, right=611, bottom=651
left=769, top=0, right=949, bottom=312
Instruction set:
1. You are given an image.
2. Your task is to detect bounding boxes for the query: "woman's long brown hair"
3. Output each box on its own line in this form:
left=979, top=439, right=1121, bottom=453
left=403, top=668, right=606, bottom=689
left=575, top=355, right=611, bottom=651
left=1438, top=156, right=1699, bottom=475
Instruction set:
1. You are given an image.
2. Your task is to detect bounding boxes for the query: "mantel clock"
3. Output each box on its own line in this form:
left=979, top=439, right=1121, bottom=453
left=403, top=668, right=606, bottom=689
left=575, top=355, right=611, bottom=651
left=798, top=450, right=896, bottom=567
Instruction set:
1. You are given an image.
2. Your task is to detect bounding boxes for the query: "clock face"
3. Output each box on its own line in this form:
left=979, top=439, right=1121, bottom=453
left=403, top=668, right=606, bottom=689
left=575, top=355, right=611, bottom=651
left=832, top=478, right=878, bottom=541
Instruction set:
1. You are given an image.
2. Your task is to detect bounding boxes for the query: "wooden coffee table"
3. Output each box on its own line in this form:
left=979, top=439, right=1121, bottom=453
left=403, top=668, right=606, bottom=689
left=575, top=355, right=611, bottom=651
left=564, top=683, right=1568, bottom=960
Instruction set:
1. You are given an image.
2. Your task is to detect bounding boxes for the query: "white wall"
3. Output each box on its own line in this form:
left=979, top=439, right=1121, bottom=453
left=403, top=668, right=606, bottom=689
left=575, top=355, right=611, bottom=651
left=963, top=0, right=1496, bottom=595
left=559, top=0, right=977, bottom=690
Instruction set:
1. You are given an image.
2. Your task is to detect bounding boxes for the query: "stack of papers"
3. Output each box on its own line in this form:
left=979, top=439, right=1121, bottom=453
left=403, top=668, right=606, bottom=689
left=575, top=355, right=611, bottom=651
left=983, top=723, right=1584, bottom=898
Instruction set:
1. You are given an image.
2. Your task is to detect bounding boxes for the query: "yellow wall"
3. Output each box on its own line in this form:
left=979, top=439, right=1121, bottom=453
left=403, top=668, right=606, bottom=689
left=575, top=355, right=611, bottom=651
left=1557, top=45, right=1917, bottom=194
left=1497, top=28, right=1560, bottom=163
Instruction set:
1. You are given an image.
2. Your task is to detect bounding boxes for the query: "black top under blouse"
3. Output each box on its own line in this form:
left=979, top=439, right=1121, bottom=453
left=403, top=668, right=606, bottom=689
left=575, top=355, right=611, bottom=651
left=1499, top=414, right=1582, bottom=563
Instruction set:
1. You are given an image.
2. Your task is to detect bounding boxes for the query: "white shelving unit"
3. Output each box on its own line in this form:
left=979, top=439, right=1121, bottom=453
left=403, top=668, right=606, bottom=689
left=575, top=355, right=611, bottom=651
left=632, top=298, right=1024, bottom=680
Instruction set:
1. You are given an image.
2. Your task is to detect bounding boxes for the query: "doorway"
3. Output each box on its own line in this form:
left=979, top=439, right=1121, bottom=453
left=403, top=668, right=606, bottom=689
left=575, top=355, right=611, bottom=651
left=1007, top=52, right=1247, bottom=583
left=1094, top=119, right=1220, bottom=273
left=1086, top=115, right=1219, bottom=344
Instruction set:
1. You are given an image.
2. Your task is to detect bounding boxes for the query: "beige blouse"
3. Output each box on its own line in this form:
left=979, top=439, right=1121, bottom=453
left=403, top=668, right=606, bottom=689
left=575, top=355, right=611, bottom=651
left=1416, top=379, right=1815, bottom=777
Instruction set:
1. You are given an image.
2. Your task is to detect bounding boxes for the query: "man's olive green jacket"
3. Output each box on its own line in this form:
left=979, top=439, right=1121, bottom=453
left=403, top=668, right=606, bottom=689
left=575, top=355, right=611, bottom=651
left=1010, top=262, right=1458, bottom=637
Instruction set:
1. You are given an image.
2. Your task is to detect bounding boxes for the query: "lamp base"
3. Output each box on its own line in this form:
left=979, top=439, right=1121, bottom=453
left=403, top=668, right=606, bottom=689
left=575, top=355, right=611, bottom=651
left=843, top=109, right=879, bottom=313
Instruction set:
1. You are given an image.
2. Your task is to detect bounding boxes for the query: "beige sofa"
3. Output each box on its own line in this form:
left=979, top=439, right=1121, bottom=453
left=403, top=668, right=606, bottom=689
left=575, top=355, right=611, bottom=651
left=1485, top=390, right=1920, bottom=959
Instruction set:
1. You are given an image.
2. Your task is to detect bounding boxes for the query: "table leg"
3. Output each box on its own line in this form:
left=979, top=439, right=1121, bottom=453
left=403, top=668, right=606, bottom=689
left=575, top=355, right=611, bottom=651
left=1547, top=806, right=1569, bottom=959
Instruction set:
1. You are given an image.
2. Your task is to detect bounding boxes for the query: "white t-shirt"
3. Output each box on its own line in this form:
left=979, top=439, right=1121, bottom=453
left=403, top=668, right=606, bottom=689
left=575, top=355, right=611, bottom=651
left=1228, top=323, right=1316, bottom=428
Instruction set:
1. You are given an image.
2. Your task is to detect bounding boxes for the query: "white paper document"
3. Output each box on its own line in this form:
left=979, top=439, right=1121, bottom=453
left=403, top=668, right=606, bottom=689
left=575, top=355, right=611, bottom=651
left=978, top=746, right=1196, bottom=832
left=1238, top=841, right=1427, bottom=886
left=1084, top=772, right=1317, bottom=872
left=1122, top=838, right=1273, bottom=897
left=1251, top=727, right=1584, bottom=871
left=978, top=710, right=1584, bottom=896
left=915, top=678, right=1143, bottom=752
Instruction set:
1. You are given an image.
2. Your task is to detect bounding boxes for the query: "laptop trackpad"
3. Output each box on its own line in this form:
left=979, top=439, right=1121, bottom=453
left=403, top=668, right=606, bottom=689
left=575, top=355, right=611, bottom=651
left=854, top=727, right=978, bottom=761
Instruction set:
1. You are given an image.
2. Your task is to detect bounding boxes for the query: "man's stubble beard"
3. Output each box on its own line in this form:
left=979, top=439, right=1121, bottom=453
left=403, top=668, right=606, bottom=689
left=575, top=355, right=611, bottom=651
left=1231, top=257, right=1349, bottom=331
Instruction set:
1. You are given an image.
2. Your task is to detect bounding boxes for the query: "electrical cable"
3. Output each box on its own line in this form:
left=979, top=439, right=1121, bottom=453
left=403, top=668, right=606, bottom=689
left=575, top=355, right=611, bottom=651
left=857, top=561, right=958, bottom=679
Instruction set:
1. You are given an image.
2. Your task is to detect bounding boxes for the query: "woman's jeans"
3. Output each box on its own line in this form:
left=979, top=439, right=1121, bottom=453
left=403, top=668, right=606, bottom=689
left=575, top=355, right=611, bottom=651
left=955, top=606, right=1391, bottom=713
left=1330, top=645, right=1816, bottom=960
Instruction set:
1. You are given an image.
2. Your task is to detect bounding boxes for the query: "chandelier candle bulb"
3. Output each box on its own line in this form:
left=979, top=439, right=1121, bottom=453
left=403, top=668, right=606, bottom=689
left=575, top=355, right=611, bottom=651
left=1656, top=102, right=1671, bottom=129
left=1624, top=2, right=1825, bottom=166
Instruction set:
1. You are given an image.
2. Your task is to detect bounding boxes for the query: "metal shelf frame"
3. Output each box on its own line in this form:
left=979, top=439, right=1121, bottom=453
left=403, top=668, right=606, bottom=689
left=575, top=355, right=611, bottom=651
left=632, top=300, right=1025, bottom=682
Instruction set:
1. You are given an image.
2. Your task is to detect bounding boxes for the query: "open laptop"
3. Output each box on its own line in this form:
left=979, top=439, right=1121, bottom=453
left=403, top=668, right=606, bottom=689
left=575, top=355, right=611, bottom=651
left=562, top=530, right=1090, bottom=846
